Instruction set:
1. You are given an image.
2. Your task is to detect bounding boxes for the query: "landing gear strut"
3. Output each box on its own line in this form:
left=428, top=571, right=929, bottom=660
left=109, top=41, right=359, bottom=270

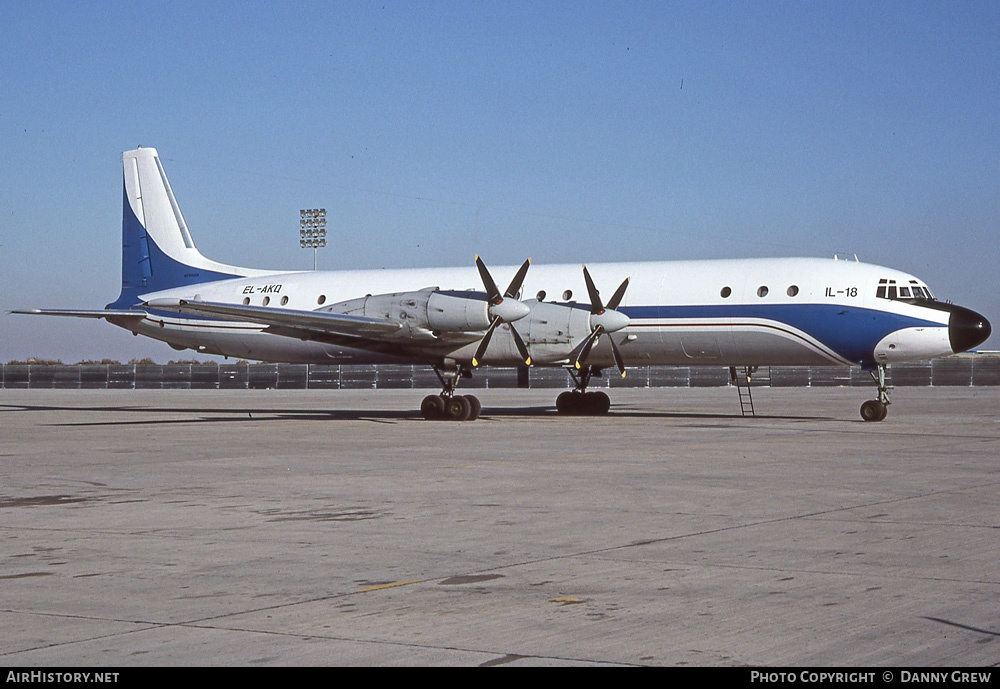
left=556, top=365, right=612, bottom=415
left=420, top=364, right=481, bottom=421
left=860, top=364, right=890, bottom=422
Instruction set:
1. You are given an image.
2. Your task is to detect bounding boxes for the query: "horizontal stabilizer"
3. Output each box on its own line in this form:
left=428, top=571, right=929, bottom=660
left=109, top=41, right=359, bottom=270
left=12, top=309, right=148, bottom=319
left=143, top=299, right=402, bottom=339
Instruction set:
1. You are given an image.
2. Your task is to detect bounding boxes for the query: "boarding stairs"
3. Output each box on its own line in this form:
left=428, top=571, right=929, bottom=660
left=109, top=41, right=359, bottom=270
left=730, top=366, right=769, bottom=417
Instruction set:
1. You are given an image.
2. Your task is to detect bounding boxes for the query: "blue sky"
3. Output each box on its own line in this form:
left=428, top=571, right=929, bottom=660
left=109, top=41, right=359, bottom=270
left=2, top=1, right=998, bottom=361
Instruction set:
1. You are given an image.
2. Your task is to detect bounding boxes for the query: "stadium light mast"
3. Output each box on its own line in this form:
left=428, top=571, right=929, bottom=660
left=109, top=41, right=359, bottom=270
left=299, top=208, right=327, bottom=270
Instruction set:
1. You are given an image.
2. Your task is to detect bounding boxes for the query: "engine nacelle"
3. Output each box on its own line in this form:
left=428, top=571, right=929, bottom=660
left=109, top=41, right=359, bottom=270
left=322, top=288, right=493, bottom=339
left=515, top=300, right=631, bottom=366
left=426, top=290, right=492, bottom=332
left=519, top=300, right=594, bottom=364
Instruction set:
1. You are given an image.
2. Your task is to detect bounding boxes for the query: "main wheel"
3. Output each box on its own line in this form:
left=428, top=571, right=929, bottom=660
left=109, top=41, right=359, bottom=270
left=463, top=395, right=481, bottom=421
left=445, top=395, right=473, bottom=421
left=589, top=391, right=611, bottom=414
left=556, top=391, right=576, bottom=414
left=860, top=399, right=886, bottom=422
left=421, top=394, right=445, bottom=420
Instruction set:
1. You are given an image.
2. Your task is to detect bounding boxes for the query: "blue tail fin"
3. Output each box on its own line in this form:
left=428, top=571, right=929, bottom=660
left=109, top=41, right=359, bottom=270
left=107, top=147, right=265, bottom=309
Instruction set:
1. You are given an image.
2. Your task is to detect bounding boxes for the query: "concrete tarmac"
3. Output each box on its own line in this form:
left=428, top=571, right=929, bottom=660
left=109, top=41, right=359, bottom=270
left=1, top=387, right=998, bottom=667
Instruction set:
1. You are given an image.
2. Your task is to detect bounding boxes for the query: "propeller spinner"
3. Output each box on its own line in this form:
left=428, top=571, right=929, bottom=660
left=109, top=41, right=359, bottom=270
left=471, top=256, right=532, bottom=367
left=573, top=265, right=630, bottom=376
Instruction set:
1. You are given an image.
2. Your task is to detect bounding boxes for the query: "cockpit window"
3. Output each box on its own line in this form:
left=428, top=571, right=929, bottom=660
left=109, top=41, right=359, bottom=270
left=909, top=281, right=934, bottom=301
left=876, top=277, right=934, bottom=301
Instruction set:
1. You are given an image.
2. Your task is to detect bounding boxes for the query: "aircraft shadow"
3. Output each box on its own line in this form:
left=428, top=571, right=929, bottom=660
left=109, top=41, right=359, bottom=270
left=1, top=402, right=833, bottom=426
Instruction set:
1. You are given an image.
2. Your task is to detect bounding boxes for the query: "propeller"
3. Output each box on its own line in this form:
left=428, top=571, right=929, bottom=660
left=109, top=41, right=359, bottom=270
left=572, top=265, right=630, bottom=377
left=471, top=255, right=532, bottom=367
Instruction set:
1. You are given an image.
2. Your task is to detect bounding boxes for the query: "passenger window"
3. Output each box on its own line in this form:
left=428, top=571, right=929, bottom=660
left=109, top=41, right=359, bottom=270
left=786, top=285, right=799, bottom=297
left=720, top=286, right=732, bottom=298
left=536, top=290, right=547, bottom=301
left=317, top=295, right=326, bottom=305
left=242, top=297, right=250, bottom=305
left=757, top=286, right=768, bottom=298
left=262, top=296, right=270, bottom=306
left=562, top=290, right=573, bottom=301
left=280, top=296, right=289, bottom=305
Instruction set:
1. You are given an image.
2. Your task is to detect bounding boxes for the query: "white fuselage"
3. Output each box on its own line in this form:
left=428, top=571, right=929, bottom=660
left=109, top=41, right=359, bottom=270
left=118, top=256, right=954, bottom=369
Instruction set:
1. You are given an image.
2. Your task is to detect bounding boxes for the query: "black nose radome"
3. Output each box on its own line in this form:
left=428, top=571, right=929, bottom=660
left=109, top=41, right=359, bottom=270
left=948, top=305, right=992, bottom=353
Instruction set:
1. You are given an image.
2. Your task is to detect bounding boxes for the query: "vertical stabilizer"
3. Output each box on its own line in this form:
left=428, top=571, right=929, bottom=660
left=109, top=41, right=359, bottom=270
left=108, top=147, right=273, bottom=309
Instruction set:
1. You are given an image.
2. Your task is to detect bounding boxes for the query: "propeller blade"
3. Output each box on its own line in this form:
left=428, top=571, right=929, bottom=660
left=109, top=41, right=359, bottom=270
left=472, top=317, right=500, bottom=367
left=509, top=323, right=532, bottom=366
left=504, top=258, right=531, bottom=300
left=473, top=318, right=531, bottom=367
left=475, top=255, right=501, bottom=304
left=606, top=277, right=630, bottom=311
left=572, top=266, right=630, bottom=372
left=472, top=257, right=533, bottom=366
left=609, top=336, right=626, bottom=377
left=574, top=326, right=603, bottom=370
left=582, top=265, right=604, bottom=314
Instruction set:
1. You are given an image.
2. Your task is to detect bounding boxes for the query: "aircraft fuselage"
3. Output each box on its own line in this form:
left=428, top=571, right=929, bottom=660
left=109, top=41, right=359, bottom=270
left=125, top=256, right=973, bottom=370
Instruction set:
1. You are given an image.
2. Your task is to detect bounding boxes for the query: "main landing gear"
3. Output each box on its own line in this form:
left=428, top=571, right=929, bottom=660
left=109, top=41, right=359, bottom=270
left=420, top=364, right=482, bottom=421
left=860, top=364, right=890, bottom=422
left=556, top=365, right=612, bottom=415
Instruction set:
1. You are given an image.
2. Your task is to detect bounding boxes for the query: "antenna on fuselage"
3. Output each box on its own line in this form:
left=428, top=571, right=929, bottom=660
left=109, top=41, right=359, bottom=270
left=833, top=252, right=860, bottom=262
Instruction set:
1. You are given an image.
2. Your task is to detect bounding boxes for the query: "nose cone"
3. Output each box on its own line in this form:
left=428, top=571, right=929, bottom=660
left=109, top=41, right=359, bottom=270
left=948, top=305, right=992, bottom=353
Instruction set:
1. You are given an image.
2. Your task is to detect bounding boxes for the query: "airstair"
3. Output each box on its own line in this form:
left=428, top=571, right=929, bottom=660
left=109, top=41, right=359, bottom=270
left=730, top=366, right=769, bottom=417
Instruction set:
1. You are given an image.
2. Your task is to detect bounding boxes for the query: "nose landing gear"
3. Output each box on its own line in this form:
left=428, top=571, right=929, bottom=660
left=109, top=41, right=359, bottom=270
left=860, top=364, right=891, bottom=422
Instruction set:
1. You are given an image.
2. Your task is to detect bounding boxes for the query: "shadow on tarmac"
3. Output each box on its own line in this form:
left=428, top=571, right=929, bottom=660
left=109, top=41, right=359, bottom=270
left=0, top=402, right=833, bottom=426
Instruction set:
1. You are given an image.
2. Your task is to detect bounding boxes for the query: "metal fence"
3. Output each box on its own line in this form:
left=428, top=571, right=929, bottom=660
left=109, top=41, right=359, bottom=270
left=1, top=356, right=997, bottom=390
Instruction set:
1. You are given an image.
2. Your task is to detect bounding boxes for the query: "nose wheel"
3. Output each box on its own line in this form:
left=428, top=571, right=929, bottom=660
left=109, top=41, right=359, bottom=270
left=860, top=364, right=891, bottom=422
left=860, top=399, right=888, bottom=422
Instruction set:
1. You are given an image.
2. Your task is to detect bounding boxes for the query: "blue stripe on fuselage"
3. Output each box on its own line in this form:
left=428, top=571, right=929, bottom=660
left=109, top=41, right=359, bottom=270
left=620, top=303, right=941, bottom=366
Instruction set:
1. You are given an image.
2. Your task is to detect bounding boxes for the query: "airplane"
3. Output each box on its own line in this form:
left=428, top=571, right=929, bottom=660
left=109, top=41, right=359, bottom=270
left=15, top=147, right=992, bottom=422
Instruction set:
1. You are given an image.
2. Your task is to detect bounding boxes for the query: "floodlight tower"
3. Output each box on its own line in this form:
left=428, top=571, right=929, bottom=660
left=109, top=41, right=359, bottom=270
left=299, top=208, right=327, bottom=270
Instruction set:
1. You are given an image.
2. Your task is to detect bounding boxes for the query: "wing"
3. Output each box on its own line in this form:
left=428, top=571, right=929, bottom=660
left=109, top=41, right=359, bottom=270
left=143, top=298, right=404, bottom=347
